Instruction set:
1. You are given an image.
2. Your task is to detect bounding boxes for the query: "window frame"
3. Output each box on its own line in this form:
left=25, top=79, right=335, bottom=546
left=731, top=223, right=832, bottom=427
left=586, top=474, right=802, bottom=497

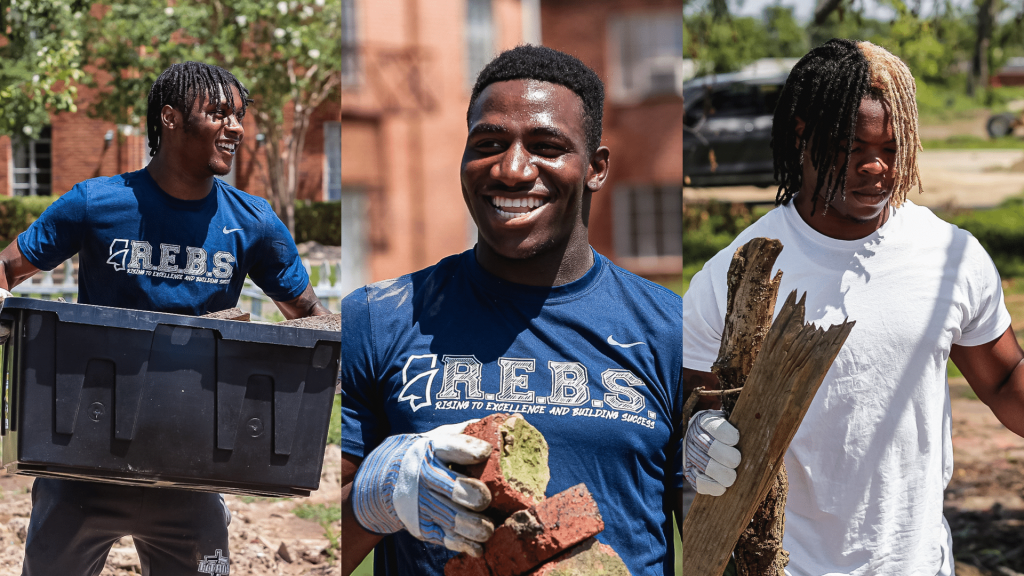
left=11, top=126, right=53, bottom=197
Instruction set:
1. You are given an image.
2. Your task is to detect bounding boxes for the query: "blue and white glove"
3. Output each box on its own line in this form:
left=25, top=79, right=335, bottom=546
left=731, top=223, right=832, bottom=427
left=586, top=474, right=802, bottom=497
left=351, top=420, right=495, bottom=556
left=0, top=288, right=13, bottom=345
left=684, top=410, right=741, bottom=496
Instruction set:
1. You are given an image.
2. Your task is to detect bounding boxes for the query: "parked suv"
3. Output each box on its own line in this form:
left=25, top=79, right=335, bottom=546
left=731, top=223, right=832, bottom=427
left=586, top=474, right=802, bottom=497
left=684, top=71, right=789, bottom=187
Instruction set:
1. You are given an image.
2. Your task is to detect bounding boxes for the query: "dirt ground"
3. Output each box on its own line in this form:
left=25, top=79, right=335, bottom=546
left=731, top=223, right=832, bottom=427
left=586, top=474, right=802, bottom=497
left=0, top=445, right=341, bottom=576
left=946, top=378, right=1024, bottom=575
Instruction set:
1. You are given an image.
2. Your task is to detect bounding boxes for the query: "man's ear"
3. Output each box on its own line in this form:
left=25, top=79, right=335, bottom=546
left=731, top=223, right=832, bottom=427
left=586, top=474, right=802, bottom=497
left=161, top=104, right=183, bottom=132
left=794, top=116, right=806, bottom=149
left=585, top=146, right=610, bottom=192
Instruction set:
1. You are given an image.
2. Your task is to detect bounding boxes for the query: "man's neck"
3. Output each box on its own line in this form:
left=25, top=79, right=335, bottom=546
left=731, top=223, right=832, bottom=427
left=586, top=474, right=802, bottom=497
left=145, top=154, right=215, bottom=201
left=793, top=191, right=891, bottom=241
left=475, top=230, right=594, bottom=287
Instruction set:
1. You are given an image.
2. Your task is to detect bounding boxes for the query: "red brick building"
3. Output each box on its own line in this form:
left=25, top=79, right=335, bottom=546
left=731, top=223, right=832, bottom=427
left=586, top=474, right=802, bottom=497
left=340, top=0, right=682, bottom=293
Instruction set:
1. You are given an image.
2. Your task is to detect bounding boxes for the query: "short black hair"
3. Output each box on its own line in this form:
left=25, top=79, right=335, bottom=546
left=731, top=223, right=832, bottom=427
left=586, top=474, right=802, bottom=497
left=146, top=62, right=253, bottom=157
left=467, top=45, right=604, bottom=157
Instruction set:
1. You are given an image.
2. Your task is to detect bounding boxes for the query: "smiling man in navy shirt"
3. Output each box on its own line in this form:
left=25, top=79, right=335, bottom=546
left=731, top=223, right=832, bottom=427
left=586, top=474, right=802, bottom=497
left=341, top=46, right=683, bottom=576
left=0, top=62, right=330, bottom=576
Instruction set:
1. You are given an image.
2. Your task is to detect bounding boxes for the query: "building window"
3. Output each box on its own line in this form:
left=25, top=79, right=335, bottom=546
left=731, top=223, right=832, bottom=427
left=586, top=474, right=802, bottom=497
left=341, top=186, right=368, bottom=296
left=12, top=126, right=52, bottom=196
left=609, top=12, right=684, bottom=102
left=613, top=183, right=682, bottom=258
left=465, top=0, right=494, bottom=88
left=341, top=0, right=359, bottom=88
left=324, top=122, right=341, bottom=201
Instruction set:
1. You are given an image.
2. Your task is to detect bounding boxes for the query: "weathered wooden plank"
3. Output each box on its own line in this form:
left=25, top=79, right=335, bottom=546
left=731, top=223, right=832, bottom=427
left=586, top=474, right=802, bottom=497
left=682, top=290, right=854, bottom=576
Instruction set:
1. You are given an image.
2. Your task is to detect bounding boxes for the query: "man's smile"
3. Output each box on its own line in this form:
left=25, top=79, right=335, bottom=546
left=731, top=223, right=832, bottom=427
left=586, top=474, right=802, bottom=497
left=215, top=140, right=238, bottom=155
left=488, top=195, right=549, bottom=221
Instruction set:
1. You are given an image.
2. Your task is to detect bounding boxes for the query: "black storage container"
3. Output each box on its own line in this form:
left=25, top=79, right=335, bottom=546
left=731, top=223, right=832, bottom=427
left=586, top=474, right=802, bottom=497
left=0, top=298, right=339, bottom=497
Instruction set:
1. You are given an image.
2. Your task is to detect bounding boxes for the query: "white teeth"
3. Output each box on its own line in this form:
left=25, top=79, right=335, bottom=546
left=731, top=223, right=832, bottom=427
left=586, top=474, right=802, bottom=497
left=489, top=196, right=547, bottom=219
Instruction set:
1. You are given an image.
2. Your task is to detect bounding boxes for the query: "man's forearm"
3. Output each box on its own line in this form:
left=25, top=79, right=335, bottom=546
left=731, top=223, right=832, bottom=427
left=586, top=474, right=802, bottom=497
left=342, top=482, right=384, bottom=576
left=274, top=283, right=331, bottom=319
left=983, top=358, right=1024, bottom=437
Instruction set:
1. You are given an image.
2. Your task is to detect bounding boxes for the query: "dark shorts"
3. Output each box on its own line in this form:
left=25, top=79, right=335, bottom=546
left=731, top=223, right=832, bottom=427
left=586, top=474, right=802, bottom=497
left=22, top=478, right=231, bottom=576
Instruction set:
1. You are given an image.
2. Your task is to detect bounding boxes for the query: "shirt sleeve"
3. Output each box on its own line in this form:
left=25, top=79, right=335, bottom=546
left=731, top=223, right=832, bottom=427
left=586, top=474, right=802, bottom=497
left=247, top=208, right=310, bottom=302
left=682, top=264, right=726, bottom=372
left=17, top=183, right=88, bottom=271
left=956, top=232, right=1012, bottom=347
left=341, top=287, right=389, bottom=459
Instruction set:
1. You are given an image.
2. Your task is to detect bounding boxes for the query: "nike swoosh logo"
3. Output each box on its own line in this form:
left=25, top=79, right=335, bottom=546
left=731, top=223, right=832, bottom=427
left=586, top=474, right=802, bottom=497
left=607, top=335, right=645, bottom=348
left=223, top=227, right=243, bottom=234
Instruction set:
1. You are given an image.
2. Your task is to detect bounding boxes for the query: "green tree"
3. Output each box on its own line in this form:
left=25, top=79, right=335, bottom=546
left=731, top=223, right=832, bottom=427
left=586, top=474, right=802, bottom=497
left=762, top=5, right=809, bottom=58
left=0, top=0, right=88, bottom=139
left=83, top=0, right=341, bottom=234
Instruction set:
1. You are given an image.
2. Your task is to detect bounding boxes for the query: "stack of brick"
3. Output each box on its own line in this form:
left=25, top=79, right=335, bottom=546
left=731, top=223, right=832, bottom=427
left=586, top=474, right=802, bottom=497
left=445, top=414, right=630, bottom=576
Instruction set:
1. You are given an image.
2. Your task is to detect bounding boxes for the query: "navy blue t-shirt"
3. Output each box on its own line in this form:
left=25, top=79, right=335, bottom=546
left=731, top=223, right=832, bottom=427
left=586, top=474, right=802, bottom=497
left=17, top=169, right=308, bottom=314
left=341, top=249, right=683, bottom=576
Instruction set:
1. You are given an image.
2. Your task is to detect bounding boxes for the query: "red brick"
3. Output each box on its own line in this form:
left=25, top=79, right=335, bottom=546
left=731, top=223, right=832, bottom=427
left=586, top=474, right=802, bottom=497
left=524, top=538, right=631, bottom=576
left=444, top=484, right=604, bottom=576
left=464, top=413, right=548, bottom=515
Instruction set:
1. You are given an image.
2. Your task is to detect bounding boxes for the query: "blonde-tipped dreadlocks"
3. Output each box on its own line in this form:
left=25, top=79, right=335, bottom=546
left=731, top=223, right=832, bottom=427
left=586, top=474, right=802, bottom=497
left=771, top=39, right=923, bottom=210
left=857, top=41, right=922, bottom=207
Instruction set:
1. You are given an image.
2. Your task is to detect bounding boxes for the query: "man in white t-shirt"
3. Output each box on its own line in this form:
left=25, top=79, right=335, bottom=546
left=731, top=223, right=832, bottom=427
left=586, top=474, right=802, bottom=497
left=683, top=38, right=1024, bottom=575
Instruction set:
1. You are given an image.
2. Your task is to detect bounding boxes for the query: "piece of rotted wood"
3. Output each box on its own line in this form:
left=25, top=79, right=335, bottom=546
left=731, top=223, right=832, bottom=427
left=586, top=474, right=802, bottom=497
left=682, top=289, right=854, bottom=576
left=710, top=238, right=788, bottom=575
left=712, top=237, right=783, bottom=413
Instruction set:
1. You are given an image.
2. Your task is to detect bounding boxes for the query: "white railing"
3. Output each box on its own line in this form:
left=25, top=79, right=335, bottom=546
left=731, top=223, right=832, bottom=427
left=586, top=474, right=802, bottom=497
left=12, top=259, right=343, bottom=322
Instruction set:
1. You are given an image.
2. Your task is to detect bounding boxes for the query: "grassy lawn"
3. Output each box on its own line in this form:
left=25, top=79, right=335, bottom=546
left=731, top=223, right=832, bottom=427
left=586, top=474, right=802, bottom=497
left=921, top=135, right=1024, bottom=149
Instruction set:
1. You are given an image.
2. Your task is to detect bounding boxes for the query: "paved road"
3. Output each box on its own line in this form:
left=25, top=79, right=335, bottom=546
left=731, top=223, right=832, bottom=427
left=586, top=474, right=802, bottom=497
left=685, top=149, right=1024, bottom=209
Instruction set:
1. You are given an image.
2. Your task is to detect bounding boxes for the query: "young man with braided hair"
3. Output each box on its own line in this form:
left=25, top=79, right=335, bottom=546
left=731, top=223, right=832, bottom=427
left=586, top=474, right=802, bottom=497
left=683, top=38, right=1024, bottom=574
left=0, top=61, right=329, bottom=575
left=341, top=45, right=683, bottom=576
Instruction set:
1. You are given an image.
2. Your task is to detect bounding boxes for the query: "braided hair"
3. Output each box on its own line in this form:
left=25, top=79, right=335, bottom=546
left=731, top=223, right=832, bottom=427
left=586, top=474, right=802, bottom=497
left=772, top=39, right=922, bottom=209
left=146, top=62, right=253, bottom=157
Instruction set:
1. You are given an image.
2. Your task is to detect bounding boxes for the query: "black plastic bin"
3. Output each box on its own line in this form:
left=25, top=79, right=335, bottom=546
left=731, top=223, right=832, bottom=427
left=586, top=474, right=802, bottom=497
left=0, top=298, right=339, bottom=497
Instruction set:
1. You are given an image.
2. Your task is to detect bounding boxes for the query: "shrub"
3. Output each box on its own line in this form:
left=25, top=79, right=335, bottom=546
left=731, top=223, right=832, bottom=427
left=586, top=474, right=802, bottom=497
left=683, top=201, right=762, bottom=263
left=941, top=198, right=1024, bottom=277
left=0, top=196, right=58, bottom=241
left=295, top=201, right=340, bottom=246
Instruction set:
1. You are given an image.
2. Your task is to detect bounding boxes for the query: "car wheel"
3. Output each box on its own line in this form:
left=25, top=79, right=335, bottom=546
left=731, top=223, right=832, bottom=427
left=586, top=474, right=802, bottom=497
left=987, top=113, right=1016, bottom=138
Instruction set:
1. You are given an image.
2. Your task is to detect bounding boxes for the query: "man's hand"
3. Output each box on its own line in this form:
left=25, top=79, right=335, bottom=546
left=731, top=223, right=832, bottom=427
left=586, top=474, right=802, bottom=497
left=351, top=420, right=495, bottom=556
left=684, top=410, right=741, bottom=496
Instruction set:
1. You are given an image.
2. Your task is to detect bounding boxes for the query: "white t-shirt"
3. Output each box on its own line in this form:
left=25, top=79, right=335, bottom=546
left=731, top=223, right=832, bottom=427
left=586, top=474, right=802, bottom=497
left=683, top=200, right=1010, bottom=576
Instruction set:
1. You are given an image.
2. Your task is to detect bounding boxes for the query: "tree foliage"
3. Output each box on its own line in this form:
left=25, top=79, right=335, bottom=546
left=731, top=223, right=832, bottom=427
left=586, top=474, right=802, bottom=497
left=0, top=0, right=88, bottom=139
left=685, top=0, right=1024, bottom=117
left=83, top=0, right=341, bottom=233
left=684, top=1, right=807, bottom=75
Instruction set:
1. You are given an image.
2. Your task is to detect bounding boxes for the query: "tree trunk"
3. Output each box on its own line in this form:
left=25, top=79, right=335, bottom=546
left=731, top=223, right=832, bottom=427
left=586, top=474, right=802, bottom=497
left=970, top=0, right=995, bottom=97
left=813, top=0, right=844, bottom=25
left=682, top=238, right=855, bottom=576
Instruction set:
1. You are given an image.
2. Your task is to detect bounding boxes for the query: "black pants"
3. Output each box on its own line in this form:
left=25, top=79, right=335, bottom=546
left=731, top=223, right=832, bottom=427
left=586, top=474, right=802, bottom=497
left=22, top=478, right=230, bottom=576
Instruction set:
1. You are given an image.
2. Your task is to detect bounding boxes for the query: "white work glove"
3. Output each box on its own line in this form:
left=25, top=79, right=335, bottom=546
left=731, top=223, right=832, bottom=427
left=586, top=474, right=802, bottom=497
left=0, top=288, right=12, bottom=345
left=351, top=420, right=495, bottom=556
left=683, top=410, right=741, bottom=496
